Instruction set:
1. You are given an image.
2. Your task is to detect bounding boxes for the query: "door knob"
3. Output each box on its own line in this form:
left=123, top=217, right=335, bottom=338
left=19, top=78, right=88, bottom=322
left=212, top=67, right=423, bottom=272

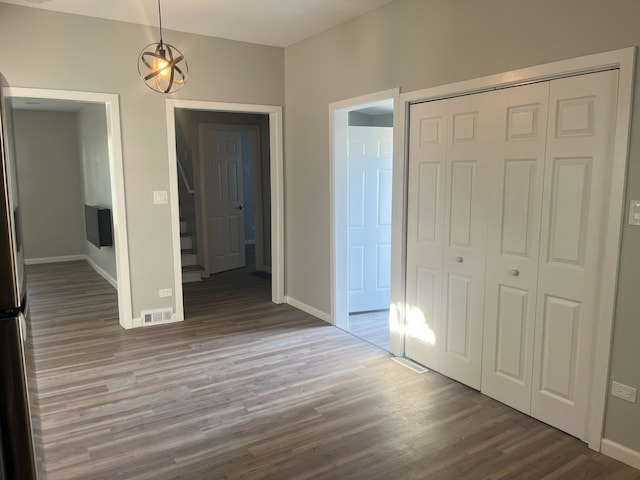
left=455, top=256, right=463, bottom=263
left=510, top=269, right=520, bottom=277
left=238, top=204, right=245, bottom=210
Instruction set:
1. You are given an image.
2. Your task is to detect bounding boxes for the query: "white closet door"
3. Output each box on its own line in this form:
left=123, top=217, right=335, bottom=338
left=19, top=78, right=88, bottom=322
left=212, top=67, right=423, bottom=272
left=481, top=82, right=549, bottom=412
left=531, top=70, right=619, bottom=440
left=405, top=100, right=447, bottom=371
left=439, top=92, right=492, bottom=390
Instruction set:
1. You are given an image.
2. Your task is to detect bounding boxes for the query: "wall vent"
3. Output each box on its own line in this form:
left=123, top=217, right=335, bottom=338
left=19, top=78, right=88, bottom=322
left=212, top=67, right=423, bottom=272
left=142, top=308, right=173, bottom=326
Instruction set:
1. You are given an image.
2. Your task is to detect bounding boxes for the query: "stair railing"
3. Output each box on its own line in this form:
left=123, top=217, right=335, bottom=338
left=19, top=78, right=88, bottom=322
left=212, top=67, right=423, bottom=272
left=177, top=150, right=195, bottom=195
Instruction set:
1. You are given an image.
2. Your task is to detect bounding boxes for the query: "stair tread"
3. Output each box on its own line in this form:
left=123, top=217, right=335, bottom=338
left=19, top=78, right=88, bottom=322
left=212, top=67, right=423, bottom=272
left=181, top=248, right=197, bottom=255
left=182, top=264, right=204, bottom=272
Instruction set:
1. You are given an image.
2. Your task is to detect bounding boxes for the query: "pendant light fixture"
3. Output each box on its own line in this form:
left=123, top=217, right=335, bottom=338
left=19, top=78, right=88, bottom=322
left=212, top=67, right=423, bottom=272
left=138, top=0, right=188, bottom=93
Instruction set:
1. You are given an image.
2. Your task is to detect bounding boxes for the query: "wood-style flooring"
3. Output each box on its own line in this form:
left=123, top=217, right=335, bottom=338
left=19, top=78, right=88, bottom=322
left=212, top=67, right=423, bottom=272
left=27, top=261, right=640, bottom=480
left=347, top=310, right=390, bottom=350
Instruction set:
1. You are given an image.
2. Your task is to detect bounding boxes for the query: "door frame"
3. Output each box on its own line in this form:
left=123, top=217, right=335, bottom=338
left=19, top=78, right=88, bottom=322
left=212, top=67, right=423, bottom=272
left=329, top=88, right=400, bottom=330
left=390, top=47, right=636, bottom=450
left=165, top=100, right=284, bottom=317
left=4, top=87, right=133, bottom=329
left=195, top=124, right=264, bottom=277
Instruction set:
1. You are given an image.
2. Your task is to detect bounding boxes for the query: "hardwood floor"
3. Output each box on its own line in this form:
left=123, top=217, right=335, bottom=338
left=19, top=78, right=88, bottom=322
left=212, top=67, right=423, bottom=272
left=347, top=310, right=390, bottom=350
left=26, top=261, right=640, bottom=479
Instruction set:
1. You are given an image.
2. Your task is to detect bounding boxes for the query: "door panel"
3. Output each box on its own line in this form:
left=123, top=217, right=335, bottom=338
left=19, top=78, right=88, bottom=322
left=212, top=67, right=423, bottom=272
left=448, top=161, right=474, bottom=247
left=481, top=82, right=549, bottom=413
left=445, top=273, right=472, bottom=358
left=495, top=285, right=529, bottom=381
left=531, top=70, right=618, bottom=440
left=546, top=158, right=591, bottom=265
left=201, top=128, right=246, bottom=274
left=539, top=295, right=581, bottom=400
left=439, top=92, right=492, bottom=390
left=405, top=101, right=447, bottom=370
left=347, top=126, right=393, bottom=313
left=500, top=160, right=537, bottom=256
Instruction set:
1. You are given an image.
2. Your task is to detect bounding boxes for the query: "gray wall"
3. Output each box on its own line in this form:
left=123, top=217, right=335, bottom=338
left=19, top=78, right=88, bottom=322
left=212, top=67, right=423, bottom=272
left=13, top=110, right=85, bottom=260
left=283, top=0, right=640, bottom=452
left=78, top=103, right=117, bottom=282
left=0, top=3, right=284, bottom=317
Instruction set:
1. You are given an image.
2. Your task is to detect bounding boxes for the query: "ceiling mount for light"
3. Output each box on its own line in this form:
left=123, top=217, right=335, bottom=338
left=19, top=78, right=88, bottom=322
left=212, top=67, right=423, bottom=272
left=138, top=0, right=188, bottom=94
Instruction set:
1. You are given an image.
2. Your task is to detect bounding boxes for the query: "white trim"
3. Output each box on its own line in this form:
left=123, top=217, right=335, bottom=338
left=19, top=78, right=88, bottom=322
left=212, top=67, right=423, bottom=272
left=85, top=255, right=117, bottom=289
left=329, top=88, right=400, bottom=331
left=284, top=295, right=331, bottom=324
left=601, top=439, right=640, bottom=470
left=389, top=91, right=408, bottom=356
left=24, top=255, right=86, bottom=265
left=589, top=47, right=636, bottom=452
left=165, top=100, right=285, bottom=324
left=4, top=87, right=133, bottom=329
left=393, top=47, right=636, bottom=450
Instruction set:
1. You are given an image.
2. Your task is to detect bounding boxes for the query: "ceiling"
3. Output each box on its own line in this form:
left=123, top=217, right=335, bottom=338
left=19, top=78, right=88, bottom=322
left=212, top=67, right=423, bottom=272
left=1, top=0, right=396, bottom=47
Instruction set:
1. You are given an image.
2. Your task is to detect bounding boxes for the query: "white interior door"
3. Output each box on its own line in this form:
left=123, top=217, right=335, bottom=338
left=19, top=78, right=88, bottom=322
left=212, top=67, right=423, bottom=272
left=348, top=126, right=393, bottom=313
left=531, top=70, right=619, bottom=440
left=481, top=82, right=549, bottom=412
left=201, top=127, right=246, bottom=274
left=405, top=99, right=447, bottom=371
left=439, top=92, right=492, bottom=390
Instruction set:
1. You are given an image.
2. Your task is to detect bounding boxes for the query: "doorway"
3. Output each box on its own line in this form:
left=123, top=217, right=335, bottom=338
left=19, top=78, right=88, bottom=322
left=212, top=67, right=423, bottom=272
left=165, top=100, right=284, bottom=323
left=330, top=89, right=399, bottom=350
left=173, top=113, right=268, bottom=280
left=3, top=87, right=132, bottom=328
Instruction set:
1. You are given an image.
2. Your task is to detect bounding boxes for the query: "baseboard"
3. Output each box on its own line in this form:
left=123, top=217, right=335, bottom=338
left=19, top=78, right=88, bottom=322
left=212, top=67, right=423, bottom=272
left=85, top=256, right=118, bottom=289
left=284, top=296, right=332, bottom=324
left=25, top=255, right=86, bottom=265
left=601, top=438, right=640, bottom=470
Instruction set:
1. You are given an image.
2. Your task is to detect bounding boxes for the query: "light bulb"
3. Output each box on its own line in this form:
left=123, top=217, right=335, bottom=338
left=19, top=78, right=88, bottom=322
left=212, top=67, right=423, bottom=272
left=156, top=58, right=169, bottom=76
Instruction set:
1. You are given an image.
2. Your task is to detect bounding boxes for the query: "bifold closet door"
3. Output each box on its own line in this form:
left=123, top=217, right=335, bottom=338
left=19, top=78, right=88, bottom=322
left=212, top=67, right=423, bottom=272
left=481, top=82, right=550, bottom=412
left=531, top=69, right=619, bottom=440
left=405, top=99, right=447, bottom=372
left=405, top=93, right=492, bottom=389
left=439, top=93, right=492, bottom=390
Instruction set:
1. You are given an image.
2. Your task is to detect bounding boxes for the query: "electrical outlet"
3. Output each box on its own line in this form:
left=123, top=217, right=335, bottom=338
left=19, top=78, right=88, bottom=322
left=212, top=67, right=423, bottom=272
left=159, top=288, right=172, bottom=298
left=611, top=381, right=637, bottom=403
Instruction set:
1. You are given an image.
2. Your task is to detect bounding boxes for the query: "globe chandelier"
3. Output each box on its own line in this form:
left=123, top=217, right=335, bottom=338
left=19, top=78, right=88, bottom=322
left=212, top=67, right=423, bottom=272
left=138, top=0, right=188, bottom=93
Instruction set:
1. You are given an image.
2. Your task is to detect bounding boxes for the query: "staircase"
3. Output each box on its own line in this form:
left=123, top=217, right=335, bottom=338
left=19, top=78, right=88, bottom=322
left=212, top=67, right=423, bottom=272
left=180, top=218, right=204, bottom=283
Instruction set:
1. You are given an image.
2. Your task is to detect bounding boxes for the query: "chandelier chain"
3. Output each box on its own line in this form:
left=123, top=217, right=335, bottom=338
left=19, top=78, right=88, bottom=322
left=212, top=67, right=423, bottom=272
left=158, top=0, right=163, bottom=45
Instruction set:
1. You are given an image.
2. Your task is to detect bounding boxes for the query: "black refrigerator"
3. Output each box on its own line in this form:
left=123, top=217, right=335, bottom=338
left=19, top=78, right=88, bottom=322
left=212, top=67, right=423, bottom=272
left=0, top=73, right=42, bottom=479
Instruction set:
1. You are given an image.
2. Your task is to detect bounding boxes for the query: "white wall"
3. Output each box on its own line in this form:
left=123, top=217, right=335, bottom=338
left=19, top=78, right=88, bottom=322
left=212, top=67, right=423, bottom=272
left=78, top=103, right=117, bottom=282
left=13, top=110, right=85, bottom=260
left=283, top=0, right=640, bottom=454
left=0, top=3, right=284, bottom=318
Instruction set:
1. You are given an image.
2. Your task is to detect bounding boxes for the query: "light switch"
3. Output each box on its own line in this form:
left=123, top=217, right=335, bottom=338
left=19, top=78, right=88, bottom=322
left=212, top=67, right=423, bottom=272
left=153, top=190, right=168, bottom=204
left=629, top=200, right=640, bottom=226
